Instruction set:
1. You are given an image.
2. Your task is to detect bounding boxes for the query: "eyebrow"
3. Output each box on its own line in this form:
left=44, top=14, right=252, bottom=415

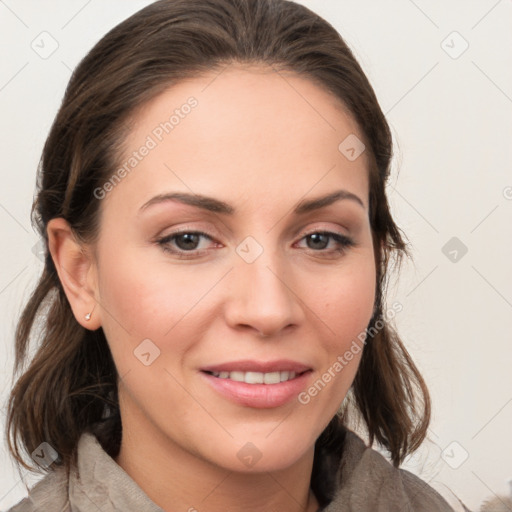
left=138, top=189, right=365, bottom=215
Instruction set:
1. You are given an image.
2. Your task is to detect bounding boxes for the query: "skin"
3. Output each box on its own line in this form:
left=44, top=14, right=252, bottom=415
left=48, top=64, right=376, bottom=512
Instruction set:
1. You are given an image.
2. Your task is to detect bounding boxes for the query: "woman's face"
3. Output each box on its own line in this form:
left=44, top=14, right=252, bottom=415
left=92, top=64, right=376, bottom=472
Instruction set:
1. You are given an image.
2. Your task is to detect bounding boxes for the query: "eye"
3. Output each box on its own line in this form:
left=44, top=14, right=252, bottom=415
left=296, top=231, right=355, bottom=256
left=156, top=230, right=216, bottom=259
left=155, top=229, right=356, bottom=260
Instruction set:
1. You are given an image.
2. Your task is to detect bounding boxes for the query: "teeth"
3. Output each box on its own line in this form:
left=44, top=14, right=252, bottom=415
left=264, top=372, right=280, bottom=384
left=230, top=371, right=245, bottom=382
left=209, top=370, right=298, bottom=384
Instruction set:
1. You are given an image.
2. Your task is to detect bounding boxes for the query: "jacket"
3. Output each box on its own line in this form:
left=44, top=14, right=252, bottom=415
left=7, top=428, right=454, bottom=511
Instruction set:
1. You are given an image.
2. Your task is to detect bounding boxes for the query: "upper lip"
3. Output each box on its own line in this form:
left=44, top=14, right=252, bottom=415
left=200, top=359, right=312, bottom=374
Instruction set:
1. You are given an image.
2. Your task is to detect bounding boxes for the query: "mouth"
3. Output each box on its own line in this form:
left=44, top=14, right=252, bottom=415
left=199, top=360, right=313, bottom=408
left=201, top=369, right=309, bottom=384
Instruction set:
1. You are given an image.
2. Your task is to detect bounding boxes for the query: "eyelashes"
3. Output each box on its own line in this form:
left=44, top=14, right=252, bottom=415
left=157, top=230, right=214, bottom=257
left=155, top=229, right=356, bottom=260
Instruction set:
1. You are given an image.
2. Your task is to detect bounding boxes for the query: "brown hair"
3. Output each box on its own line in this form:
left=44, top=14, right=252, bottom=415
left=6, top=0, right=430, bottom=504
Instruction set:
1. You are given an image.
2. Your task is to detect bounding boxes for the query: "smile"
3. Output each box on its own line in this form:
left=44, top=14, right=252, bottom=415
left=200, top=367, right=313, bottom=408
left=203, top=370, right=301, bottom=384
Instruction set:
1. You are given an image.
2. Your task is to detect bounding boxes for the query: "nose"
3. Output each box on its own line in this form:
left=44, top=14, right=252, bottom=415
left=223, top=245, right=304, bottom=338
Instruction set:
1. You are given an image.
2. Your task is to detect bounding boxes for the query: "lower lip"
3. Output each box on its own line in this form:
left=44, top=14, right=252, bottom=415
left=200, top=370, right=312, bottom=409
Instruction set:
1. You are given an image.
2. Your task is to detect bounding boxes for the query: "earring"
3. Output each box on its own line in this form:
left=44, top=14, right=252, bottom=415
left=85, top=304, right=96, bottom=321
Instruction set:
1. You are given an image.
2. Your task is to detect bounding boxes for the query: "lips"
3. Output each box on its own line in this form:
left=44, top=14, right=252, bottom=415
left=200, top=359, right=311, bottom=374
left=200, top=360, right=311, bottom=385
left=199, top=360, right=313, bottom=408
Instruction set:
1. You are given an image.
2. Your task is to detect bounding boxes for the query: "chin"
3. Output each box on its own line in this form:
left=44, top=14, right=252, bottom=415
left=210, top=432, right=315, bottom=474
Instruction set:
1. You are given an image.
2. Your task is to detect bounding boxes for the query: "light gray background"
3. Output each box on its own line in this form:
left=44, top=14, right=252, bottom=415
left=1, top=1, right=511, bottom=510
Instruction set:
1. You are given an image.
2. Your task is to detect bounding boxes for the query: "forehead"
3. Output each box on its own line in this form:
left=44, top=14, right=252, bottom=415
left=108, top=64, right=370, bottom=215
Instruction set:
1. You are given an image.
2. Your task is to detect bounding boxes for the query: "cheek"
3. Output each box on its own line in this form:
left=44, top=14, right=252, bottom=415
left=296, top=259, right=376, bottom=428
left=95, top=249, right=214, bottom=363
left=312, top=259, right=376, bottom=348
left=308, top=256, right=375, bottom=395
left=100, top=246, right=207, bottom=321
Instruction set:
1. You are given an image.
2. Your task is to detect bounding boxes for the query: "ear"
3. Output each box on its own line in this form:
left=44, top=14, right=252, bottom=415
left=47, top=217, right=101, bottom=330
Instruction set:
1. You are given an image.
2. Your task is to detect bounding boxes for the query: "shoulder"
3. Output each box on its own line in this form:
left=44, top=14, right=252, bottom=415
left=7, top=431, right=164, bottom=512
left=323, top=428, right=455, bottom=511
left=5, top=468, right=69, bottom=512
left=5, top=431, right=95, bottom=512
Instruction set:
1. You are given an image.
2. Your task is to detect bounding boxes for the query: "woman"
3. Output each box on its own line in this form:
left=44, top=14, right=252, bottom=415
left=6, top=0, right=455, bottom=510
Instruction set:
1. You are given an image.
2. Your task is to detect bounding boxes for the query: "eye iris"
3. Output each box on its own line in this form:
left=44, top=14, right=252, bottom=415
left=176, top=233, right=200, bottom=250
left=308, top=233, right=329, bottom=250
